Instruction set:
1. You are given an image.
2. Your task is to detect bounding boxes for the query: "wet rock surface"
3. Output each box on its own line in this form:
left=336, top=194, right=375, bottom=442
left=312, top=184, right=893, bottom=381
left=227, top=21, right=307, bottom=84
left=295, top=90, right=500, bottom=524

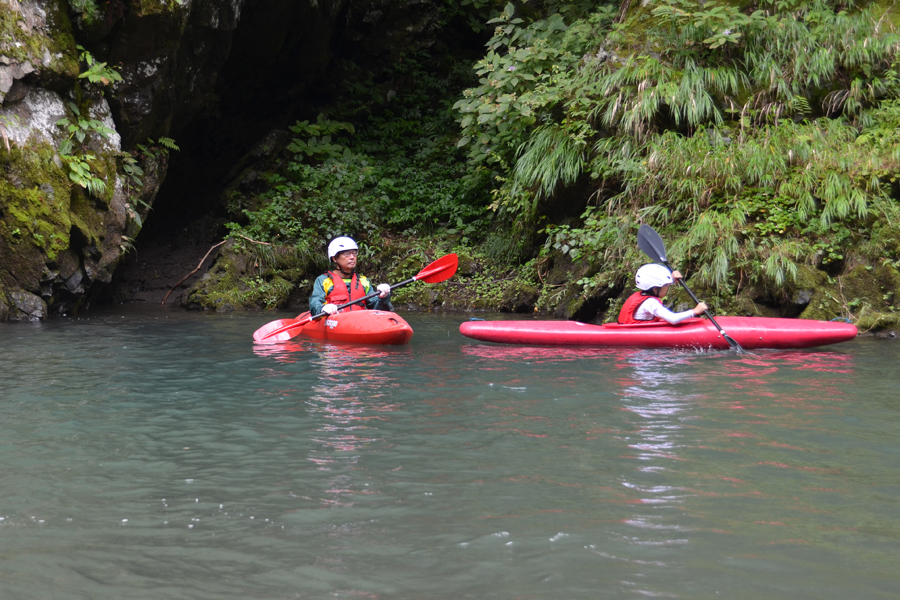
left=1, top=0, right=451, bottom=319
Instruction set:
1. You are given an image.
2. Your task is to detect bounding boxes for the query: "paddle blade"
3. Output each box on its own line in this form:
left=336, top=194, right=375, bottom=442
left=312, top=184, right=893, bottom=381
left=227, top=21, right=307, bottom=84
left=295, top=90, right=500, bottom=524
left=722, top=333, right=745, bottom=353
left=415, top=253, right=458, bottom=283
left=254, top=314, right=312, bottom=343
left=253, top=319, right=298, bottom=343
left=637, top=224, right=667, bottom=264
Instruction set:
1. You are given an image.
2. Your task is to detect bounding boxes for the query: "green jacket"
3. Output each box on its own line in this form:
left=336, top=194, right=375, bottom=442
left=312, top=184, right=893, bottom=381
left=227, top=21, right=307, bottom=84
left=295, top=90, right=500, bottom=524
left=309, top=272, right=393, bottom=315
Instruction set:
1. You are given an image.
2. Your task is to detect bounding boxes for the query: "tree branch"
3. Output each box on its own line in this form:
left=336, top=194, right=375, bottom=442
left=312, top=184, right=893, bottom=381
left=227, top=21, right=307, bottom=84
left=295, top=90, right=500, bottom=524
left=161, top=241, right=226, bottom=305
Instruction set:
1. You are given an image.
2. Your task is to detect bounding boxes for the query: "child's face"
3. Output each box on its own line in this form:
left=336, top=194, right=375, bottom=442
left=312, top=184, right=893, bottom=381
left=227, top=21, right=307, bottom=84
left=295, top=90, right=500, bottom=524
left=659, top=284, right=671, bottom=297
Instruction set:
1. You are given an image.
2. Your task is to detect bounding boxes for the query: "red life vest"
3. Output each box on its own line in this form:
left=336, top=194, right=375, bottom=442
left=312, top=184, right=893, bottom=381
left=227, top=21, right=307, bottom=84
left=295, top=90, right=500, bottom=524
left=326, top=271, right=368, bottom=311
left=618, top=291, right=664, bottom=324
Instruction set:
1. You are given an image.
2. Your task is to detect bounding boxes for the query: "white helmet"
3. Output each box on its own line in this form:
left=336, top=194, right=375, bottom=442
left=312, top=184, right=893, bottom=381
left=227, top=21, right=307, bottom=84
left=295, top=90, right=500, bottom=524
left=635, top=264, right=673, bottom=291
left=327, top=236, right=358, bottom=260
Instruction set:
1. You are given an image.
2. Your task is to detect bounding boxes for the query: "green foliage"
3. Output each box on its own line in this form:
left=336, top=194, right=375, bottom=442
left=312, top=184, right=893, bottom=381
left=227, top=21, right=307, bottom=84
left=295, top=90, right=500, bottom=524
left=67, top=0, right=99, bottom=24
left=453, top=4, right=583, bottom=168
left=227, top=48, right=491, bottom=279
left=53, top=46, right=125, bottom=197
left=453, top=2, right=616, bottom=220
left=447, top=0, right=900, bottom=309
left=61, top=152, right=105, bottom=196
left=550, top=113, right=900, bottom=293
left=76, top=45, right=123, bottom=86
left=118, top=137, right=179, bottom=228
left=56, top=101, right=116, bottom=195
left=287, top=116, right=355, bottom=160
left=512, top=123, right=588, bottom=216
left=652, top=0, right=759, bottom=48
left=135, top=137, right=180, bottom=158
left=240, top=276, right=295, bottom=310
left=56, top=101, right=116, bottom=155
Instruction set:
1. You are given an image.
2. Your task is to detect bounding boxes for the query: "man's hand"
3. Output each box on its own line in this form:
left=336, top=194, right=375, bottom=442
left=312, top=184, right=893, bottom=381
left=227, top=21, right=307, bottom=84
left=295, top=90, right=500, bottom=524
left=322, top=304, right=338, bottom=315
left=377, top=283, right=391, bottom=298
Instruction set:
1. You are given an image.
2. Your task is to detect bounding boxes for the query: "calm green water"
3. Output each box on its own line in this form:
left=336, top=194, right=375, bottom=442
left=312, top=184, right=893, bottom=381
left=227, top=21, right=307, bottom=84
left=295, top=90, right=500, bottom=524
left=1, top=308, right=898, bottom=599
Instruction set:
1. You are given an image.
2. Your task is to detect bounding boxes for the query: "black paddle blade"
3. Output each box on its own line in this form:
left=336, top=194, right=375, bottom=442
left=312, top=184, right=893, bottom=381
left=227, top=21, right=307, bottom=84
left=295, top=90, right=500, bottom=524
left=637, top=224, right=667, bottom=263
left=636, top=224, right=746, bottom=354
left=722, top=333, right=745, bottom=353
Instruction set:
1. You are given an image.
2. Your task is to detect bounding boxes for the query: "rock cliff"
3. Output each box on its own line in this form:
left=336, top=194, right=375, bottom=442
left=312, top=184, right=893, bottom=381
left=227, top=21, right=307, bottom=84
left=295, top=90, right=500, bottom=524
left=0, top=0, right=450, bottom=320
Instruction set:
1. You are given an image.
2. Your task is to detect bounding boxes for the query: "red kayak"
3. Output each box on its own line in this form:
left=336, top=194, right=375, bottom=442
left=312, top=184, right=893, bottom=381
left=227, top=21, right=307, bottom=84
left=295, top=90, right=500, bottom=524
left=257, top=310, right=413, bottom=345
left=459, top=316, right=857, bottom=350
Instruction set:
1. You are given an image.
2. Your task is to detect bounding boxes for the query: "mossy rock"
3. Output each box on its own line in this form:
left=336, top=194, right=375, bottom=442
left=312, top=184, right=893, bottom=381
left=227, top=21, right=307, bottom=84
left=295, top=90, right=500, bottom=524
left=133, top=0, right=192, bottom=18
left=389, top=253, right=431, bottom=282
left=182, top=243, right=307, bottom=311
left=393, top=283, right=444, bottom=310
left=495, top=280, right=539, bottom=313
left=7, top=289, right=47, bottom=321
left=855, top=311, right=900, bottom=333
left=454, top=251, right=478, bottom=277
left=0, top=291, right=8, bottom=322
left=799, top=292, right=845, bottom=322
left=798, top=263, right=900, bottom=325
left=0, top=142, right=83, bottom=301
left=836, top=263, right=896, bottom=311
left=548, top=281, right=586, bottom=319
left=542, top=252, right=577, bottom=286
left=731, top=293, right=779, bottom=317
left=0, top=143, right=75, bottom=261
left=0, top=0, right=79, bottom=78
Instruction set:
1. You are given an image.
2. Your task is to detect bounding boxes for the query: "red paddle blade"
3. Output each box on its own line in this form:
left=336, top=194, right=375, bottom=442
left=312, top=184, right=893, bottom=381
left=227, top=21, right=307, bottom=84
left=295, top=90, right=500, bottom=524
left=253, top=315, right=311, bottom=343
left=252, top=255, right=456, bottom=343
left=415, top=253, right=458, bottom=283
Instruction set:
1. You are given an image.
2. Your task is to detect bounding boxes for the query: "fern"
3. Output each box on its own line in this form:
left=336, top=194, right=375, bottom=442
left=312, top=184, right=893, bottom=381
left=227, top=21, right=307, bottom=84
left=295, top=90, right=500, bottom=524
left=156, top=137, right=180, bottom=151
left=512, top=124, right=587, bottom=213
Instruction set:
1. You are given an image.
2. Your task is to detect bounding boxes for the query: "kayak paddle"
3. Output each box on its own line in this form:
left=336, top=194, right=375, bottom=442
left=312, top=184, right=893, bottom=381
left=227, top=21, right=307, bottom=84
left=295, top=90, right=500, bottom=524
left=252, top=253, right=459, bottom=343
left=637, top=224, right=745, bottom=353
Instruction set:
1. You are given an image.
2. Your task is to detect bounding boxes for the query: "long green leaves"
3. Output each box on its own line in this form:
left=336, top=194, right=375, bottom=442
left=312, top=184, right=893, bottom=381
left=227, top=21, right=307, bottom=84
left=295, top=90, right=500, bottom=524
left=512, top=124, right=587, bottom=214
left=454, top=0, right=900, bottom=298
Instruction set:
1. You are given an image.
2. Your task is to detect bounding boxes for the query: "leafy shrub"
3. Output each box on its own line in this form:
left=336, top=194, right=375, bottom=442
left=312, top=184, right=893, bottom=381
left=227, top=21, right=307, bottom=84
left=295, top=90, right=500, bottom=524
left=451, top=0, right=900, bottom=301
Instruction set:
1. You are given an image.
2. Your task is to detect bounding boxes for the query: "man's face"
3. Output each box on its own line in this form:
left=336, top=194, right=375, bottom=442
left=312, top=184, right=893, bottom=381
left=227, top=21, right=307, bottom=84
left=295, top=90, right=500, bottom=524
left=334, top=249, right=358, bottom=272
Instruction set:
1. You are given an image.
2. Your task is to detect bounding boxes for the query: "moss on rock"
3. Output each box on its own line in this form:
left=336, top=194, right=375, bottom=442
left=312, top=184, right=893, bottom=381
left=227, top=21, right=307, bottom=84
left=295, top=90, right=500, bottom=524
left=0, top=142, right=73, bottom=262
left=181, top=241, right=309, bottom=312
left=0, top=0, right=79, bottom=80
left=134, top=0, right=192, bottom=18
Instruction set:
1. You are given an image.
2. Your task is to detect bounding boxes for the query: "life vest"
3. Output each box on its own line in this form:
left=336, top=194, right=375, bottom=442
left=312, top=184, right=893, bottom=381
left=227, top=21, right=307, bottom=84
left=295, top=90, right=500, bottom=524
left=618, top=291, right=664, bottom=324
left=325, top=271, right=368, bottom=311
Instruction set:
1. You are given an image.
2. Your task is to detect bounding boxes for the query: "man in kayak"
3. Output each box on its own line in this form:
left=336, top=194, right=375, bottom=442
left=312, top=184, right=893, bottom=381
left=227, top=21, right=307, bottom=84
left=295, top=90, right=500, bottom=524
left=618, top=264, right=708, bottom=324
left=310, top=236, right=393, bottom=315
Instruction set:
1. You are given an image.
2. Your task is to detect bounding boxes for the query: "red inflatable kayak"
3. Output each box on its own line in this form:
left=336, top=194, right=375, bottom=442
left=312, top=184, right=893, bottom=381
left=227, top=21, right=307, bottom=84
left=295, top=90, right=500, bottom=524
left=257, top=310, right=413, bottom=345
left=459, top=316, right=857, bottom=350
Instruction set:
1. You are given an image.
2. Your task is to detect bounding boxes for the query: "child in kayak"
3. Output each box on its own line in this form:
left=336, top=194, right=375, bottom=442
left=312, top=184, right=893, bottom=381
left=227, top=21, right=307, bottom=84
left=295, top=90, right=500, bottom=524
left=618, top=264, right=708, bottom=324
left=310, top=236, right=393, bottom=315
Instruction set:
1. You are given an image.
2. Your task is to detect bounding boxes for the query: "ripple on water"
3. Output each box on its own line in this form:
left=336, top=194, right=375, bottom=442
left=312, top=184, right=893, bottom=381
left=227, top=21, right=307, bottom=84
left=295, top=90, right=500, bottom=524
left=0, top=311, right=898, bottom=599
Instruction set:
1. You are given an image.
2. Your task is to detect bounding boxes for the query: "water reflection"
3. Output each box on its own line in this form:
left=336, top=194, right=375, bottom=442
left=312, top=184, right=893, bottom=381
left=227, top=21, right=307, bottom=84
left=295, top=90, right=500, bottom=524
left=606, top=347, right=860, bottom=587
left=614, top=351, right=695, bottom=553
left=461, top=343, right=633, bottom=363
left=255, top=339, right=409, bottom=506
left=3, top=310, right=896, bottom=599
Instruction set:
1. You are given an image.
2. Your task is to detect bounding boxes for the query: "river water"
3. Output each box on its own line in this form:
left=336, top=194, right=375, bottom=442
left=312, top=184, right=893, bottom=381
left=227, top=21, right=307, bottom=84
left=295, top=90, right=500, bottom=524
left=0, top=307, right=897, bottom=599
